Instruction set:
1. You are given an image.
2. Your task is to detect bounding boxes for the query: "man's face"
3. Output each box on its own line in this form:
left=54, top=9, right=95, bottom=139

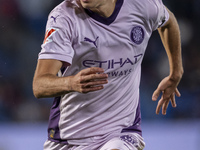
left=80, top=0, right=106, bottom=9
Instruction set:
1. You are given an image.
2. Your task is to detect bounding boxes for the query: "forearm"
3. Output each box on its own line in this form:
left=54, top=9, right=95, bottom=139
left=33, top=74, right=72, bottom=98
left=33, top=62, right=108, bottom=99
left=158, top=10, right=183, bottom=80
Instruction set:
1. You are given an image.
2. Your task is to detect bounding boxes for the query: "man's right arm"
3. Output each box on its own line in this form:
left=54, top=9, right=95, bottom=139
left=32, top=59, right=108, bottom=98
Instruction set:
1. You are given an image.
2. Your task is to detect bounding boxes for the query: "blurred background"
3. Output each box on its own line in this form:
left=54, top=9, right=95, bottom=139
left=0, top=0, right=199, bottom=149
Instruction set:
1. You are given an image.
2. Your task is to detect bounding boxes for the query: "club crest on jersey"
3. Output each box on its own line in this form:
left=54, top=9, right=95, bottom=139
left=130, top=26, right=144, bottom=45
left=43, top=28, right=58, bottom=44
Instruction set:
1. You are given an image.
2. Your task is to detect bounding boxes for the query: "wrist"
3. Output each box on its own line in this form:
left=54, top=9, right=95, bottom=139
left=64, top=76, right=74, bottom=92
left=169, top=68, right=184, bottom=81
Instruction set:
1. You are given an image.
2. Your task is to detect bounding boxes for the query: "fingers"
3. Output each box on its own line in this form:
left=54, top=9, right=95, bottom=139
left=155, top=91, right=169, bottom=115
left=81, top=73, right=108, bottom=83
left=152, top=76, right=181, bottom=115
left=152, top=88, right=161, bottom=101
left=79, top=67, right=108, bottom=83
left=175, top=88, right=181, bottom=97
left=74, top=67, right=108, bottom=93
left=155, top=98, right=163, bottom=115
left=170, top=92, right=177, bottom=108
left=155, top=91, right=178, bottom=115
left=162, top=99, right=170, bottom=115
left=156, top=97, right=170, bottom=115
left=81, top=85, right=105, bottom=93
left=80, top=79, right=108, bottom=93
left=80, top=67, right=105, bottom=76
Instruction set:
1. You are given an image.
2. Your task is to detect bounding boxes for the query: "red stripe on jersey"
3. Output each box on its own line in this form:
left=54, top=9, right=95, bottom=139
left=43, top=29, right=56, bottom=44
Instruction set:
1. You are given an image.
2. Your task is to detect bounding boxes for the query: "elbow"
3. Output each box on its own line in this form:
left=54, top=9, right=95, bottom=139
left=33, top=90, right=41, bottom=99
left=32, top=81, right=43, bottom=99
left=33, top=89, right=40, bottom=99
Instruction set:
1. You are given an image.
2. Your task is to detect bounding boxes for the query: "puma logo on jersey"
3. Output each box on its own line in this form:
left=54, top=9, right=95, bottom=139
left=50, top=15, right=59, bottom=23
left=43, top=28, right=58, bottom=44
left=84, top=36, right=99, bottom=48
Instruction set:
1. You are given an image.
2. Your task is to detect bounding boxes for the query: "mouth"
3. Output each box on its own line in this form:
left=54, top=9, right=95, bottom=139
left=82, top=0, right=90, bottom=2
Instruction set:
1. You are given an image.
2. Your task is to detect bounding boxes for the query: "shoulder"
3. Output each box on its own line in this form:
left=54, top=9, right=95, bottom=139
left=125, top=0, right=160, bottom=20
left=125, top=0, right=167, bottom=30
left=46, top=0, right=85, bottom=28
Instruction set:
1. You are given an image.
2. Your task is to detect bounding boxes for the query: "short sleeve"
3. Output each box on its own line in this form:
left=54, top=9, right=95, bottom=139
left=152, top=0, right=169, bottom=30
left=38, top=10, right=75, bottom=65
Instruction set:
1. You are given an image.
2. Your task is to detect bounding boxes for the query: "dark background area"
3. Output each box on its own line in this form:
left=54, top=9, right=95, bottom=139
left=0, top=0, right=199, bottom=123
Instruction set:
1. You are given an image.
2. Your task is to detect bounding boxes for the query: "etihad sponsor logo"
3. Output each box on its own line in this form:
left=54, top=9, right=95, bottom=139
left=107, top=69, right=132, bottom=77
left=82, top=54, right=143, bottom=69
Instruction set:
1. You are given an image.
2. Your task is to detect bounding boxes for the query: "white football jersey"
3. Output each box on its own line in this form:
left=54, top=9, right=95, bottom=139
left=38, top=0, right=169, bottom=146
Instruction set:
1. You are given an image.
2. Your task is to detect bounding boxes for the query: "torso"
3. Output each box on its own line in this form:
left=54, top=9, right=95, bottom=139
left=39, top=0, right=168, bottom=145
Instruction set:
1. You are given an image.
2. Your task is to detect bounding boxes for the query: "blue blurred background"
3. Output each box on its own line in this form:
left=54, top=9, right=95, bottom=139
left=0, top=0, right=199, bottom=149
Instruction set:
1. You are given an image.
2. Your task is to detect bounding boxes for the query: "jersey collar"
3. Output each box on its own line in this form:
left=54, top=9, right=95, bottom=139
left=85, top=0, right=124, bottom=25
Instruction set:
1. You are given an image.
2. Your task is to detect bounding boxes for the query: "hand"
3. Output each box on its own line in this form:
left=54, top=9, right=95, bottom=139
left=69, top=67, right=108, bottom=93
left=152, top=76, right=181, bottom=115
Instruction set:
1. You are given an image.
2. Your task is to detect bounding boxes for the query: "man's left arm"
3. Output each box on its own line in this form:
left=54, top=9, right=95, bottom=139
left=152, top=8, right=184, bottom=115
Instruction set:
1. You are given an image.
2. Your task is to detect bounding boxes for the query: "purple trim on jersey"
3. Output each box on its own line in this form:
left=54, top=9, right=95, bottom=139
left=85, top=0, right=124, bottom=25
left=121, top=102, right=142, bottom=136
left=61, top=66, right=67, bottom=74
left=47, top=97, right=68, bottom=144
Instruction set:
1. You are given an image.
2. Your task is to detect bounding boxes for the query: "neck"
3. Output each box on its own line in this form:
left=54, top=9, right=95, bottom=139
left=90, top=0, right=117, bottom=18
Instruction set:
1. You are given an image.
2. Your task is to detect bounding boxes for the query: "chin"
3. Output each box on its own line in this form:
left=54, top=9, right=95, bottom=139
left=80, top=0, right=94, bottom=9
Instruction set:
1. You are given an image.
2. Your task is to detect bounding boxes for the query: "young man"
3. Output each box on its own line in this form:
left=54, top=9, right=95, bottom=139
left=33, top=0, right=183, bottom=149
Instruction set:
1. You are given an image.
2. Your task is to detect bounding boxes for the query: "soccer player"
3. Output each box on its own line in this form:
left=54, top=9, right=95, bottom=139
left=33, top=0, right=183, bottom=149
